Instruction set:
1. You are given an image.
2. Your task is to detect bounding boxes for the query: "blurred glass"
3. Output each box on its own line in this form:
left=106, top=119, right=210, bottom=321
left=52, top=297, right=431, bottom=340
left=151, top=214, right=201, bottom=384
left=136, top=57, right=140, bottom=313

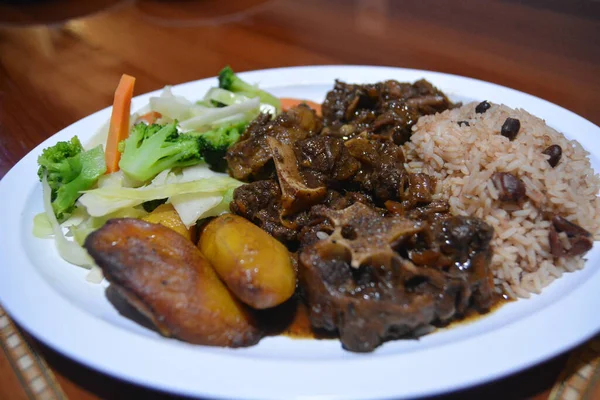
left=0, top=0, right=54, bottom=4
left=134, top=0, right=274, bottom=27
left=0, top=0, right=125, bottom=26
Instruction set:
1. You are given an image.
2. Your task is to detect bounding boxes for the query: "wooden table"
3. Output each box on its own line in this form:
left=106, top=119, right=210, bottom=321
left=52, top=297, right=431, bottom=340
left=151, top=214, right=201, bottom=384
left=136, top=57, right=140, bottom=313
left=1, top=0, right=599, bottom=399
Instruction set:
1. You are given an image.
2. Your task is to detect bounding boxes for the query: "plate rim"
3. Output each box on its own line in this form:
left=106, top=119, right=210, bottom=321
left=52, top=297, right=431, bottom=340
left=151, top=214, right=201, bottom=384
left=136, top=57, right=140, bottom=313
left=1, top=65, right=599, bottom=400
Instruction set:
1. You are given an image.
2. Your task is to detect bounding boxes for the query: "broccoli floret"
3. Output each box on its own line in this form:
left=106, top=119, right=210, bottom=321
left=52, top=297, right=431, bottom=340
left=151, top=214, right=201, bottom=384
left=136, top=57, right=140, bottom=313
left=218, top=66, right=281, bottom=112
left=118, top=122, right=202, bottom=183
left=37, top=137, right=83, bottom=183
left=37, top=137, right=107, bottom=220
left=197, top=121, right=246, bottom=171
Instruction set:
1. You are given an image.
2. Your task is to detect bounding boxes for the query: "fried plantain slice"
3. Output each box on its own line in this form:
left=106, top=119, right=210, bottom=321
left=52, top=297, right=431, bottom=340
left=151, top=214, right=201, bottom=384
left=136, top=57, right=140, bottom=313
left=85, top=218, right=262, bottom=347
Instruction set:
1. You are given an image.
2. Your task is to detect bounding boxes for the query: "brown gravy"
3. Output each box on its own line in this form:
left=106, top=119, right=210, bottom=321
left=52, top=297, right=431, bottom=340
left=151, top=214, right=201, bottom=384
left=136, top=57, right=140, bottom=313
left=257, top=296, right=335, bottom=339
left=440, top=295, right=510, bottom=331
left=260, top=293, right=509, bottom=341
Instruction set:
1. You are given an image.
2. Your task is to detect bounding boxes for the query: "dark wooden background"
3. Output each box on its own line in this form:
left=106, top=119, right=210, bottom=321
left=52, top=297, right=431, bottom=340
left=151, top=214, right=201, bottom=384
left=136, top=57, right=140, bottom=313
left=0, top=0, right=599, bottom=398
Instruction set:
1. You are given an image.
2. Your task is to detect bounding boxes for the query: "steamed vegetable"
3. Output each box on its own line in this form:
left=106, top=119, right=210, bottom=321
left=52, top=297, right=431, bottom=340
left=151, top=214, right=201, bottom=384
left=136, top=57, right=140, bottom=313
left=32, top=212, right=54, bottom=238
left=34, top=67, right=282, bottom=282
left=136, top=111, right=162, bottom=125
left=178, top=97, right=260, bottom=132
left=118, top=122, right=202, bottom=183
left=170, top=186, right=233, bottom=229
left=218, top=66, right=281, bottom=113
left=37, top=136, right=107, bottom=220
left=168, top=165, right=230, bottom=227
left=149, top=86, right=193, bottom=120
left=69, top=207, right=147, bottom=246
left=78, top=170, right=241, bottom=217
left=41, top=175, right=94, bottom=267
left=198, top=214, right=297, bottom=309
left=197, top=121, right=246, bottom=171
left=105, top=74, right=136, bottom=173
left=203, top=87, right=252, bottom=107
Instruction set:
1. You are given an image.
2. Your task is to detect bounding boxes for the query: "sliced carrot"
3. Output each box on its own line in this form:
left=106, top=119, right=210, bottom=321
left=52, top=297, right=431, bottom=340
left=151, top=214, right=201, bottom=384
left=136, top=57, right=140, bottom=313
left=105, top=74, right=136, bottom=173
left=280, top=98, right=322, bottom=115
left=135, top=111, right=162, bottom=125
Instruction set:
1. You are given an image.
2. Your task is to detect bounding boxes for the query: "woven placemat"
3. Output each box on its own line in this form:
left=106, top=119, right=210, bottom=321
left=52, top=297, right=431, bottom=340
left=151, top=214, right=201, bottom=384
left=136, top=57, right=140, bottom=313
left=1, top=302, right=599, bottom=399
left=549, top=335, right=600, bottom=400
left=0, top=305, right=67, bottom=400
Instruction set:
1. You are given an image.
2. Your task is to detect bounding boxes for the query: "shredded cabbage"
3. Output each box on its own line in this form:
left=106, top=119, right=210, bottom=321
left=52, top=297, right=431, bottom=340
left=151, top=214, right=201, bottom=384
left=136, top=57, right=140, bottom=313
left=171, top=187, right=234, bottom=228
left=149, top=86, right=193, bottom=120
left=78, top=173, right=241, bottom=217
left=40, top=178, right=104, bottom=282
left=61, top=206, right=89, bottom=229
left=168, top=165, right=227, bottom=227
left=70, top=207, right=148, bottom=246
left=147, top=86, right=263, bottom=132
left=33, top=206, right=88, bottom=239
left=170, top=193, right=223, bottom=228
left=84, top=177, right=238, bottom=201
left=86, top=265, right=104, bottom=284
left=41, top=175, right=94, bottom=267
left=179, top=97, right=260, bottom=131
left=208, top=187, right=236, bottom=216
left=33, top=212, right=53, bottom=238
left=204, top=86, right=276, bottom=115
left=204, top=87, right=250, bottom=106
left=97, top=170, right=126, bottom=188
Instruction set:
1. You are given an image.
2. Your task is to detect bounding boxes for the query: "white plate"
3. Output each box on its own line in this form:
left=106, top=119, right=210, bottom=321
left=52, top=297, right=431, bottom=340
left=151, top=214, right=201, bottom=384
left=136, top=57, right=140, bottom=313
left=1, top=66, right=599, bottom=400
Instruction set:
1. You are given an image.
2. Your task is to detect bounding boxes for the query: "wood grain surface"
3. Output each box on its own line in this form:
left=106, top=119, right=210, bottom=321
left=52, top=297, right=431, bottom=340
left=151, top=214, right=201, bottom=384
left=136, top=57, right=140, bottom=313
left=0, top=0, right=599, bottom=399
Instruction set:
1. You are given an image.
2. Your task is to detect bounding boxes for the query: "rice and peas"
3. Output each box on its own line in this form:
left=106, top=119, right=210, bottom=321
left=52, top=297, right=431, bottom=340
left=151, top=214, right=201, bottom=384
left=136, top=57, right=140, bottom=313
left=403, top=102, right=600, bottom=299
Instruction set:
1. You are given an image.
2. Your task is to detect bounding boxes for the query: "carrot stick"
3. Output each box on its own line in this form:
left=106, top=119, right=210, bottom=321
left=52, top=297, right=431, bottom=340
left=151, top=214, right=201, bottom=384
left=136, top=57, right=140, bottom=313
left=280, top=98, right=321, bottom=115
left=135, top=111, right=162, bottom=125
left=105, top=74, right=136, bottom=173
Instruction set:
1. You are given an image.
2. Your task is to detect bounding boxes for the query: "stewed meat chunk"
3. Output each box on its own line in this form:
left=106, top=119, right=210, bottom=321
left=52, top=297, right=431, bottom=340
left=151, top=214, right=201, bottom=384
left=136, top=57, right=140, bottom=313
left=321, top=79, right=455, bottom=144
left=226, top=105, right=322, bottom=181
left=298, top=203, right=495, bottom=352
